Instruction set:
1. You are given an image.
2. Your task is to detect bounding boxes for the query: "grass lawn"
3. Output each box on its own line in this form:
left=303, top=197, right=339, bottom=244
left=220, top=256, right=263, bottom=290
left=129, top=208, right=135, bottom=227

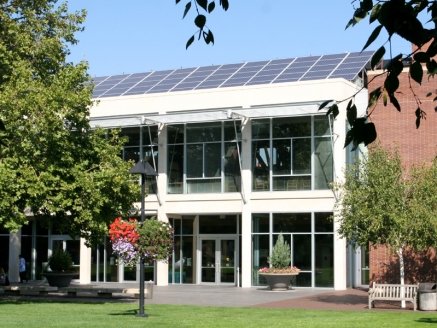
left=1, top=300, right=436, bottom=327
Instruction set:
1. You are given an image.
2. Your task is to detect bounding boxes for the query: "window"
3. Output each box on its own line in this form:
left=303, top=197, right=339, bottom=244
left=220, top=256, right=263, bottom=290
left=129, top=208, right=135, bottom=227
left=251, top=212, right=334, bottom=287
left=167, top=121, right=242, bottom=194
left=252, top=115, right=333, bottom=191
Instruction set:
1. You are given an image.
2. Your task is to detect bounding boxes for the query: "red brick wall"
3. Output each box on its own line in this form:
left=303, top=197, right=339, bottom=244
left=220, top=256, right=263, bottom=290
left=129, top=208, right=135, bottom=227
left=366, top=60, right=437, bottom=284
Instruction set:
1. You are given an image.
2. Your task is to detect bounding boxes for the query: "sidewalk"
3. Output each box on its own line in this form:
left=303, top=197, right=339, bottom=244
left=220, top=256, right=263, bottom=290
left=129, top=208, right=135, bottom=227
left=0, top=281, right=424, bottom=312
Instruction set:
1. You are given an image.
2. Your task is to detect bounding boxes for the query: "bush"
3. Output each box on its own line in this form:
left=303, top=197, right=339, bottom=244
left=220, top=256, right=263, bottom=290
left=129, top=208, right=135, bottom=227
left=47, top=248, right=73, bottom=272
left=268, top=234, right=290, bottom=269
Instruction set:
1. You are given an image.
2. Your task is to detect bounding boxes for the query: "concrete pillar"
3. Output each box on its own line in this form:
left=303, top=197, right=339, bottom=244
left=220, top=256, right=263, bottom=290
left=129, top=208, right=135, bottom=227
left=9, top=231, right=21, bottom=283
left=79, top=238, right=91, bottom=284
left=156, top=261, right=168, bottom=286
left=241, top=117, right=252, bottom=288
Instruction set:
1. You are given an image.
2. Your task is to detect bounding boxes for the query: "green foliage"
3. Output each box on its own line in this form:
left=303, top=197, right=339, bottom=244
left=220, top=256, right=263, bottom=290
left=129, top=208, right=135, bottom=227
left=267, top=234, right=290, bottom=269
left=0, top=1, right=141, bottom=245
left=47, top=248, right=73, bottom=272
left=136, top=218, right=174, bottom=263
left=334, top=144, right=437, bottom=253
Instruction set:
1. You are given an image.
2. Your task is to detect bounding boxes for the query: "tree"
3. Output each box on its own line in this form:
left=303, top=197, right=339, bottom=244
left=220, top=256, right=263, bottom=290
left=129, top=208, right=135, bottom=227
left=177, top=0, right=437, bottom=150
left=334, top=144, right=437, bottom=287
left=0, top=1, right=140, bottom=246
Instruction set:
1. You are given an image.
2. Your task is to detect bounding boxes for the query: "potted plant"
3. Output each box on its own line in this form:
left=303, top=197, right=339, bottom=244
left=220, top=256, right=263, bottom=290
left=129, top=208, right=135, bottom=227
left=42, top=248, right=77, bottom=287
left=258, top=234, right=300, bottom=291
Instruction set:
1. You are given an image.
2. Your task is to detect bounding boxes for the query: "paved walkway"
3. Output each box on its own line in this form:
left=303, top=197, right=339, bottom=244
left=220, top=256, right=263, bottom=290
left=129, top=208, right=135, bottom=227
left=0, top=281, right=426, bottom=312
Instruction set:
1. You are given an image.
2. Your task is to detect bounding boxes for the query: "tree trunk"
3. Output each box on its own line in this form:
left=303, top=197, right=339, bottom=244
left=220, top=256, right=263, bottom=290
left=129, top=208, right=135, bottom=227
left=397, top=247, right=406, bottom=308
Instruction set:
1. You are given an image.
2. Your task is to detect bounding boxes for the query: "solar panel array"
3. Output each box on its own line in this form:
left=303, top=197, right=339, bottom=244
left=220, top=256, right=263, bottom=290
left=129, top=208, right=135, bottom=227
left=92, top=51, right=374, bottom=98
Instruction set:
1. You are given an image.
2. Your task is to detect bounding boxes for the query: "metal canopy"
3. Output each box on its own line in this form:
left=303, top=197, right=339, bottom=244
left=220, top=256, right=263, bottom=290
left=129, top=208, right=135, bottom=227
left=90, top=104, right=328, bottom=128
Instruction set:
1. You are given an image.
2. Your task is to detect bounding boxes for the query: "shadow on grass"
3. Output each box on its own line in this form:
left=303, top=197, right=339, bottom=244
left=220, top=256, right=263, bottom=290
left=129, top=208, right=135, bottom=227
left=415, top=318, right=437, bottom=324
left=109, top=309, right=139, bottom=316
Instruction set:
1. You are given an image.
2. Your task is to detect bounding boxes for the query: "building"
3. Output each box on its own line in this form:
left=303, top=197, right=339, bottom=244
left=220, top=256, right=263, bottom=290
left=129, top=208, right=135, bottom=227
left=366, top=42, right=437, bottom=285
left=4, top=51, right=375, bottom=289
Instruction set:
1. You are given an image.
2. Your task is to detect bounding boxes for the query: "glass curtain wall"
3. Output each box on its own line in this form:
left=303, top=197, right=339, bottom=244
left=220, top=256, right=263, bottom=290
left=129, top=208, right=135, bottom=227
left=169, top=216, right=196, bottom=284
left=252, top=115, right=333, bottom=191
left=252, top=212, right=334, bottom=287
left=119, top=126, right=159, bottom=194
left=167, top=121, right=242, bottom=194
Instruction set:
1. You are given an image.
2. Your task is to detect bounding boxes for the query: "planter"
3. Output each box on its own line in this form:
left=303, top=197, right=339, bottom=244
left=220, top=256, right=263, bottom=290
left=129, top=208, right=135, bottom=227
left=259, top=272, right=299, bottom=291
left=41, top=273, right=77, bottom=287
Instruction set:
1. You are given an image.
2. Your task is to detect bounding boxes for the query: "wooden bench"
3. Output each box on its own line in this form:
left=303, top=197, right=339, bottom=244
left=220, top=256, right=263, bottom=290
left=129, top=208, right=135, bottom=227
left=0, top=286, right=58, bottom=296
left=368, top=282, right=418, bottom=311
left=58, top=282, right=153, bottom=299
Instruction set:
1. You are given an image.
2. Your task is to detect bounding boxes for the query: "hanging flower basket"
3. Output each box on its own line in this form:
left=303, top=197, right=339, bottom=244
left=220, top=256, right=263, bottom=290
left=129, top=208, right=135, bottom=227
left=109, top=217, right=174, bottom=266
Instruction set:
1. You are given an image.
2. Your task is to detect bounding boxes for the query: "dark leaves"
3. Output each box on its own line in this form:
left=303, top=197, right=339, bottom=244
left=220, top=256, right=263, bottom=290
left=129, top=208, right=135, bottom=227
left=183, top=1, right=192, bottom=19
left=362, top=25, right=383, bottom=51
left=371, top=46, right=385, bottom=69
left=415, top=108, right=426, bottom=128
left=203, top=30, right=214, bottom=44
left=194, top=14, right=206, bottom=28
left=186, top=35, right=195, bottom=49
left=410, top=61, right=423, bottom=85
left=220, top=0, right=229, bottom=11
left=208, top=1, right=215, bottom=13
left=326, top=104, right=339, bottom=118
left=389, top=94, right=401, bottom=112
left=196, top=0, right=208, bottom=11
left=318, top=100, right=333, bottom=111
left=384, top=74, right=399, bottom=95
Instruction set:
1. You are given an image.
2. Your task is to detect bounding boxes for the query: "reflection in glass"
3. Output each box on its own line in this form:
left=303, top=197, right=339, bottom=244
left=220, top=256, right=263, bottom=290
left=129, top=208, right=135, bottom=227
left=201, top=240, right=216, bottom=283
left=252, top=234, right=269, bottom=286
left=186, top=122, right=221, bottom=143
left=272, top=116, right=311, bottom=138
left=224, top=142, right=241, bottom=192
left=315, top=234, right=334, bottom=287
left=252, top=119, right=270, bottom=139
left=315, top=212, right=333, bottom=232
left=314, top=115, right=331, bottom=136
left=168, top=144, right=184, bottom=194
left=273, top=139, right=291, bottom=175
left=252, top=214, right=269, bottom=233
left=167, top=124, right=184, bottom=144
left=314, top=137, right=333, bottom=190
left=199, top=215, right=237, bottom=234
left=220, top=240, right=235, bottom=283
left=273, top=213, right=311, bottom=233
left=292, top=138, right=311, bottom=174
left=252, top=140, right=270, bottom=191
left=293, top=234, right=311, bottom=270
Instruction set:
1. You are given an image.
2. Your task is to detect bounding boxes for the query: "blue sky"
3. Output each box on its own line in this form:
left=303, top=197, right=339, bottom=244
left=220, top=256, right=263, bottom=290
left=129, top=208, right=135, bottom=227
left=66, top=1, right=414, bottom=77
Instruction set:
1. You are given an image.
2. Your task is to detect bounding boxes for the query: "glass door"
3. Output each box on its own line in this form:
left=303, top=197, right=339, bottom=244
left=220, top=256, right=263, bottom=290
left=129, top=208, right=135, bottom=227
left=200, top=238, right=236, bottom=284
left=355, top=246, right=369, bottom=287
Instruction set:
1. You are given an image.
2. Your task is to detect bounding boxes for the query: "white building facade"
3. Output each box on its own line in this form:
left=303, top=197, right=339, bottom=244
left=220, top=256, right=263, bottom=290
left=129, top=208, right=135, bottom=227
left=4, top=51, right=372, bottom=289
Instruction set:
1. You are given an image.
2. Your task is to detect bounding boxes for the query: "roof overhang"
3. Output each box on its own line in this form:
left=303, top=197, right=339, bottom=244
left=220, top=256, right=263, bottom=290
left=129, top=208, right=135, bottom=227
left=90, top=103, right=327, bottom=128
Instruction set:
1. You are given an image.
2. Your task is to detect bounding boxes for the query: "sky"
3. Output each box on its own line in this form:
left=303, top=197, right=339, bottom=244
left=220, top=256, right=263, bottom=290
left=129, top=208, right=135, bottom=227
left=66, top=1, right=415, bottom=78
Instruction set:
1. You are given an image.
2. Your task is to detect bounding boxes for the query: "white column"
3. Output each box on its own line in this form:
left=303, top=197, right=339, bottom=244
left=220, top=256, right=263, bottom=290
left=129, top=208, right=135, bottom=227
left=79, top=238, right=92, bottom=284
left=240, top=117, right=252, bottom=288
left=9, top=230, right=21, bottom=283
left=155, top=261, right=168, bottom=286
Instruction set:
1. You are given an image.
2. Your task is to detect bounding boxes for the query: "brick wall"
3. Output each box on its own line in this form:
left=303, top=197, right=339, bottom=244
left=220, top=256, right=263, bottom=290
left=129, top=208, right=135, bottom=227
left=366, top=52, right=437, bottom=284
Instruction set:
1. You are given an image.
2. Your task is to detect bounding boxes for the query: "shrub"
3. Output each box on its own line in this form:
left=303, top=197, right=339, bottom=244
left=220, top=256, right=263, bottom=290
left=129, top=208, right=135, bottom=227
left=48, top=248, right=73, bottom=272
left=268, top=234, right=290, bottom=269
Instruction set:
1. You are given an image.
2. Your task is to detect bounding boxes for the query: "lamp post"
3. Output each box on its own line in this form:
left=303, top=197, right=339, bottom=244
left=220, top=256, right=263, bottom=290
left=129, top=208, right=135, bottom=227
left=129, top=160, right=158, bottom=318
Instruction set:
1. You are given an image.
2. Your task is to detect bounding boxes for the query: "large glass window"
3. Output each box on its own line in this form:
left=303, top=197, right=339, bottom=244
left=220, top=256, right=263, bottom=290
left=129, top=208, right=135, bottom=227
left=252, top=115, right=332, bottom=191
left=252, top=212, right=334, bottom=288
left=169, top=216, right=196, bottom=284
left=167, top=121, right=242, bottom=194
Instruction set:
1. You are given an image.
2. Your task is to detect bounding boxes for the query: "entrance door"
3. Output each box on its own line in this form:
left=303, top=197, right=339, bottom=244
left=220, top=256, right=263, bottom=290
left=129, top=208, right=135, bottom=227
left=200, top=238, right=236, bottom=284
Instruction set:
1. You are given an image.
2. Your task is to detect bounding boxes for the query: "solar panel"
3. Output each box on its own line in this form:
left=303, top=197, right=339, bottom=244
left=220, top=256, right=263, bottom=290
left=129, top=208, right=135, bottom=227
left=92, top=51, right=374, bottom=98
